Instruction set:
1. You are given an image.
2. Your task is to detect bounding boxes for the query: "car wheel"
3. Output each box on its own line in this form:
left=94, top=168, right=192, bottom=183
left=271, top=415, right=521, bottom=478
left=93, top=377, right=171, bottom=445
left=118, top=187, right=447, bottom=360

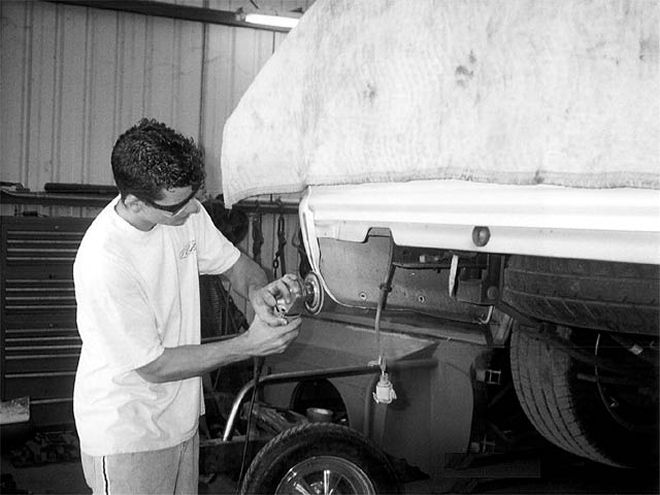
left=510, top=323, right=658, bottom=467
left=240, top=423, right=402, bottom=494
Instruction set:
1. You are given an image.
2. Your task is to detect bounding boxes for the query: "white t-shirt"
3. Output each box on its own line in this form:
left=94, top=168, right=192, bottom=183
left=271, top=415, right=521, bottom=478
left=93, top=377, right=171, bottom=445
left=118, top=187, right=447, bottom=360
left=73, top=196, right=240, bottom=456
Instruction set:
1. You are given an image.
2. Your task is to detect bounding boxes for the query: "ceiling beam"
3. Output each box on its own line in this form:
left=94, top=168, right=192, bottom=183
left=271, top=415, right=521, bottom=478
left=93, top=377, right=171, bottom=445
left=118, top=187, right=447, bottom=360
left=43, top=0, right=291, bottom=32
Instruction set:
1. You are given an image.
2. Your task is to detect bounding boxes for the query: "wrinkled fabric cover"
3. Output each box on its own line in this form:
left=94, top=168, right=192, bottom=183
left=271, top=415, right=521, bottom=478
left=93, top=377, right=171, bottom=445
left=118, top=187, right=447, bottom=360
left=220, top=0, right=659, bottom=206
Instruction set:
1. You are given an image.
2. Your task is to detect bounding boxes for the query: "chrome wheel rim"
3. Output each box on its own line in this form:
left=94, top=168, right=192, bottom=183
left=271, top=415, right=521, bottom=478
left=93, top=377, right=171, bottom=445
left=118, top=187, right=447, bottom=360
left=275, top=455, right=375, bottom=495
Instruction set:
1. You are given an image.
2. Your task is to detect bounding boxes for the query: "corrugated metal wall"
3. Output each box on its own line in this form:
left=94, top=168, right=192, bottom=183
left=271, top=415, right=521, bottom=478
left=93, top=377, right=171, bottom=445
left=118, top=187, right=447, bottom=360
left=0, top=0, right=310, bottom=426
left=1, top=0, right=312, bottom=209
left=0, top=0, right=312, bottom=272
left=1, top=0, right=311, bottom=325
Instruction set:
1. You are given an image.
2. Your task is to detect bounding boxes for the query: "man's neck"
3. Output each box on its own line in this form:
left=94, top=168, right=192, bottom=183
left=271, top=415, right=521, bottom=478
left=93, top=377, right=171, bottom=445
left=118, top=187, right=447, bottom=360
left=114, top=199, right=156, bottom=232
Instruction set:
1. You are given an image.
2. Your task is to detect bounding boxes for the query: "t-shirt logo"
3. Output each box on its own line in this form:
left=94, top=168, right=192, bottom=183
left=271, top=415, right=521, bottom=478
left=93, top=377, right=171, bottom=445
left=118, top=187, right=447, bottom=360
left=179, top=240, right=197, bottom=259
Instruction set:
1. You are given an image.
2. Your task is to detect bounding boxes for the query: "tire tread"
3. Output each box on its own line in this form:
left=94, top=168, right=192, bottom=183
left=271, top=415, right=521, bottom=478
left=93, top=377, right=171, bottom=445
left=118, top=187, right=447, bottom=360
left=503, top=256, right=659, bottom=335
left=510, top=329, right=613, bottom=465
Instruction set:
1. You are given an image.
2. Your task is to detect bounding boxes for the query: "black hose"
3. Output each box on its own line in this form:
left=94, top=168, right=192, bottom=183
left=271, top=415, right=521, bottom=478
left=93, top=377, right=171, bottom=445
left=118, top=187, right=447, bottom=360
left=236, top=356, right=265, bottom=493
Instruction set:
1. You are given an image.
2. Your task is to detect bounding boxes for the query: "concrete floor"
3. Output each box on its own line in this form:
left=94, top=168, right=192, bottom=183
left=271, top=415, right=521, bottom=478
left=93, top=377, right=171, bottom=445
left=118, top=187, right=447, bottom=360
left=2, top=453, right=658, bottom=495
left=1, top=456, right=239, bottom=494
left=1, top=429, right=657, bottom=495
left=0, top=424, right=238, bottom=495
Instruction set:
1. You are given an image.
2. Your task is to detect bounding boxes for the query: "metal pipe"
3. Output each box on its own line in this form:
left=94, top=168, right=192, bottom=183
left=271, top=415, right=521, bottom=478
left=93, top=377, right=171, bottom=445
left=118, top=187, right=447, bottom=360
left=31, top=397, right=73, bottom=405
left=222, top=358, right=437, bottom=441
left=43, top=0, right=292, bottom=33
left=231, top=199, right=299, bottom=215
left=1, top=188, right=113, bottom=207
left=43, top=183, right=117, bottom=195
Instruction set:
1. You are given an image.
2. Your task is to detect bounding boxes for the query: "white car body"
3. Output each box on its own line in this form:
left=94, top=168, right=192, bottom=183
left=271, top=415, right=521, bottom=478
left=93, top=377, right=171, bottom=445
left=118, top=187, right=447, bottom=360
left=300, top=180, right=660, bottom=307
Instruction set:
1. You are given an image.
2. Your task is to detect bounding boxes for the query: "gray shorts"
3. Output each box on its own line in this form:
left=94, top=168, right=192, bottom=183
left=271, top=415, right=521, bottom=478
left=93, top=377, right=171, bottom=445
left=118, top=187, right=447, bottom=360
left=81, top=433, right=199, bottom=494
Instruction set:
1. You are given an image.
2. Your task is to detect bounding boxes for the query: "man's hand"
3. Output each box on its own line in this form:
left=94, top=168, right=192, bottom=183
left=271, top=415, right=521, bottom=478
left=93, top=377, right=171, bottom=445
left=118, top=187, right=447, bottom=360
left=249, top=273, right=302, bottom=325
left=135, top=314, right=301, bottom=383
left=241, top=314, right=302, bottom=356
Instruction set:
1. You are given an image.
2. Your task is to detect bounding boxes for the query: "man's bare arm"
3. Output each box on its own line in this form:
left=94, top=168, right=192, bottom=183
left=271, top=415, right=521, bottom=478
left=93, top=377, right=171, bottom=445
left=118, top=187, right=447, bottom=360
left=135, top=315, right=301, bottom=383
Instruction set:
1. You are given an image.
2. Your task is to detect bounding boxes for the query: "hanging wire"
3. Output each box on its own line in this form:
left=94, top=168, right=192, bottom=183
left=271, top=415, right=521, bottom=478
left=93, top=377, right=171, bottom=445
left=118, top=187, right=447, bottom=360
left=374, top=263, right=397, bottom=373
left=236, top=356, right=265, bottom=493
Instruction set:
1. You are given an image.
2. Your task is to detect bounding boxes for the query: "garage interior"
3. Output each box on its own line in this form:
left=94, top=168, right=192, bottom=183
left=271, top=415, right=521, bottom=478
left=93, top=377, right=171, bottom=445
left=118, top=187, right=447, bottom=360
left=1, top=0, right=659, bottom=494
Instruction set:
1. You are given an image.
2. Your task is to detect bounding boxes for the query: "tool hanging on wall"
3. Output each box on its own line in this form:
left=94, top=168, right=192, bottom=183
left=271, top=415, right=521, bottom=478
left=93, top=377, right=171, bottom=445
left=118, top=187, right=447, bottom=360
left=272, top=212, right=287, bottom=278
left=251, top=207, right=264, bottom=265
left=292, top=228, right=312, bottom=277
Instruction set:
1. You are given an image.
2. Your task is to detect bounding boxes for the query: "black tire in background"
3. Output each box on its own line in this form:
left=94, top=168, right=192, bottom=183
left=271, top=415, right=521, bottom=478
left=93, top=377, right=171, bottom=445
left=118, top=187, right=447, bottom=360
left=240, top=423, right=402, bottom=495
left=510, top=324, right=658, bottom=468
left=502, top=255, right=659, bottom=336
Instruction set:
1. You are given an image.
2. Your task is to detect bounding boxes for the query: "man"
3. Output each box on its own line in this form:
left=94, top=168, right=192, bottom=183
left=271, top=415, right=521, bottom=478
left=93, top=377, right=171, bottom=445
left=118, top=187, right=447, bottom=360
left=73, top=118, right=301, bottom=494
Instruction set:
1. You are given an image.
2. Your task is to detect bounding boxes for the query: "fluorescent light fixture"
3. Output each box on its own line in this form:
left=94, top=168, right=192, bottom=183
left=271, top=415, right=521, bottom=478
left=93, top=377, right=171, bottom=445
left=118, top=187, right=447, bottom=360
left=244, top=13, right=299, bottom=29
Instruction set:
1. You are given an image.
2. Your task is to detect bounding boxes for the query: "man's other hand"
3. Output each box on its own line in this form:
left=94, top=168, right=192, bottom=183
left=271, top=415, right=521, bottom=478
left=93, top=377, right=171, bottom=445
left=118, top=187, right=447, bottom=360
left=242, top=314, right=301, bottom=355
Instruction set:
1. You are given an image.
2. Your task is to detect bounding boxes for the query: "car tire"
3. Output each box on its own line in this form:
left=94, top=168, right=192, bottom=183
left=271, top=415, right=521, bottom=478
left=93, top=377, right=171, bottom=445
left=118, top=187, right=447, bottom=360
left=240, top=423, right=402, bottom=494
left=510, top=323, right=658, bottom=467
left=502, top=255, right=659, bottom=336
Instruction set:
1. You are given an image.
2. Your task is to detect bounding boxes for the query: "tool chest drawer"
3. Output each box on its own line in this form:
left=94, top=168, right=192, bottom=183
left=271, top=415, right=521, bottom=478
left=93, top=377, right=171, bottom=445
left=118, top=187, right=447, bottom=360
left=1, top=216, right=92, bottom=427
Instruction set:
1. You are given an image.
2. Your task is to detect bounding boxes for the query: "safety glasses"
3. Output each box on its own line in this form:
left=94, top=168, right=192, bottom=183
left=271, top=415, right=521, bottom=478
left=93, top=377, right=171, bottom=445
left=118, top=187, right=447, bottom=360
left=141, top=188, right=199, bottom=214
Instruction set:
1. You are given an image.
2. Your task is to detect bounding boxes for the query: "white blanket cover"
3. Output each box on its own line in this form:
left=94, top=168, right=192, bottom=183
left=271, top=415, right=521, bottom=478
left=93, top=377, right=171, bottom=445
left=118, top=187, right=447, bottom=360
left=220, top=0, right=659, bottom=206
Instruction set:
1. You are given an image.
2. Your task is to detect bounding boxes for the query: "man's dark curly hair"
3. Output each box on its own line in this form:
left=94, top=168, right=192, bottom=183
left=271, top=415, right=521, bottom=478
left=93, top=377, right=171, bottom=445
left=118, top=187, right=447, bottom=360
left=111, top=118, right=205, bottom=201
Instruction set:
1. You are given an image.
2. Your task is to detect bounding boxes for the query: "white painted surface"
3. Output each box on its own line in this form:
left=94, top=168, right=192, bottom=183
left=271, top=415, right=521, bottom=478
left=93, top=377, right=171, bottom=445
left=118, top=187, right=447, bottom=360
left=300, top=181, right=660, bottom=265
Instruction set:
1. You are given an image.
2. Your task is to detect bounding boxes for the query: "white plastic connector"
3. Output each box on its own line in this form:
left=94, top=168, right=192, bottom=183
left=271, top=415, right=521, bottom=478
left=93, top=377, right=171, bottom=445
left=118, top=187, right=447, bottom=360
left=373, top=372, right=397, bottom=404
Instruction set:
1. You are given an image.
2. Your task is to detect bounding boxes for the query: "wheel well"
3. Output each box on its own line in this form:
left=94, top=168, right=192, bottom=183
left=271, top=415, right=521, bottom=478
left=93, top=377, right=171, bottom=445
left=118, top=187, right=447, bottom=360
left=289, top=379, right=349, bottom=425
